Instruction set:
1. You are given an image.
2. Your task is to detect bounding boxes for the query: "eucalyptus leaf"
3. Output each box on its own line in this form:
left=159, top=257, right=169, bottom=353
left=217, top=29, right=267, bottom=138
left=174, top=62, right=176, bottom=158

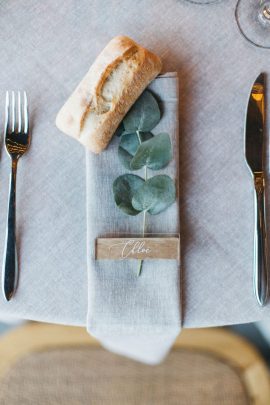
left=123, top=90, right=161, bottom=132
left=113, top=174, right=145, bottom=215
left=132, top=175, right=176, bottom=215
left=118, top=132, right=153, bottom=170
left=130, top=132, right=172, bottom=170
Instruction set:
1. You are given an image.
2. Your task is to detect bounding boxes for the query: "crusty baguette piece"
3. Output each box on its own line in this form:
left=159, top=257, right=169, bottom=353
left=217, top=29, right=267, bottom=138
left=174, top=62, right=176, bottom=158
left=56, top=36, right=162, bottom=153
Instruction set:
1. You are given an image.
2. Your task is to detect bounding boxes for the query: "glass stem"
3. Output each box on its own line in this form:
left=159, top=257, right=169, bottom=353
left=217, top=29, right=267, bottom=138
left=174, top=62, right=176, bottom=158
left=263, top=5, right=270, bottom=19
left=259, top=2, right=270, bottom=25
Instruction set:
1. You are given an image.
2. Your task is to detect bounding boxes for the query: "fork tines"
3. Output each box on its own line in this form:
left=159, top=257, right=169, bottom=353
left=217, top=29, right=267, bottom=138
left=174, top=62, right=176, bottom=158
left=5, top=91, right=28, bottom=135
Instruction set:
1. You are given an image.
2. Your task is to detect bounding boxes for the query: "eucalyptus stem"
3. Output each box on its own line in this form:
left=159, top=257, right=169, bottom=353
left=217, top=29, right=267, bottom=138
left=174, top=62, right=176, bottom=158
left=136, top=130, right=142, bottom=145
left=137, top=130, right=147, bottom=276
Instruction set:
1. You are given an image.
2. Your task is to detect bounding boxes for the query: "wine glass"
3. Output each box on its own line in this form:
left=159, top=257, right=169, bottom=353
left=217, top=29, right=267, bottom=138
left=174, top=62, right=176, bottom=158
left=235, top=0, right=270, bottom=49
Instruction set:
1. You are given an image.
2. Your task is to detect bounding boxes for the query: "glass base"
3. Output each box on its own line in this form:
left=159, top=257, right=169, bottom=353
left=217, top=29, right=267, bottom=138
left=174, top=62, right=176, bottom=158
left=235, top=0, right=270, bottom=49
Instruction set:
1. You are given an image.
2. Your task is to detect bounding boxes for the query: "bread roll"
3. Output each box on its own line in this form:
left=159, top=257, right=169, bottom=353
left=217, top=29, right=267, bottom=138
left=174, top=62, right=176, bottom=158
left=56, top=36, right=162, bottom=153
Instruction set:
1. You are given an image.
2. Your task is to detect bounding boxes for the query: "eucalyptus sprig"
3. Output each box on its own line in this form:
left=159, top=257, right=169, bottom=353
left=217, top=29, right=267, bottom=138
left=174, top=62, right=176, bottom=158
left=113, top=174, right=176, bottom=216
left=113, top=90, right=176, bottom=275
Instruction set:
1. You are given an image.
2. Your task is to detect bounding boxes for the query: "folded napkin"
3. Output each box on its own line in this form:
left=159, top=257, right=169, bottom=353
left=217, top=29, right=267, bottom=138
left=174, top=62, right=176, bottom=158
left=86, top=73, right=180, bottom=364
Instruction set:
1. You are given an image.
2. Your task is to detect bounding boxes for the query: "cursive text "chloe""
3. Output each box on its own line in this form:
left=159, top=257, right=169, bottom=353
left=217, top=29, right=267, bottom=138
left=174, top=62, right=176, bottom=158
left=109, top=239, right=151, bottom=259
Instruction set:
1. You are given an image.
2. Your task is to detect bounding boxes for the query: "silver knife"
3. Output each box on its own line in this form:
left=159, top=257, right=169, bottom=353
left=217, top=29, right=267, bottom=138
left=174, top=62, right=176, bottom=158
left=245, top=73, right=269, bottom=306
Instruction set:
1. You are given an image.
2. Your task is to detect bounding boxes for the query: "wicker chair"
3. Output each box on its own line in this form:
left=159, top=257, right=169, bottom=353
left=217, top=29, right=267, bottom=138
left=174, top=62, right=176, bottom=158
left=0, top=323, right=269, bottom=404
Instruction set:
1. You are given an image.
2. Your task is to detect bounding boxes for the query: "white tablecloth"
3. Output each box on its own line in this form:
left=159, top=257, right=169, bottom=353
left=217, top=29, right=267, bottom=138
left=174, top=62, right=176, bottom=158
left=0, top=0, right=269, bottom=328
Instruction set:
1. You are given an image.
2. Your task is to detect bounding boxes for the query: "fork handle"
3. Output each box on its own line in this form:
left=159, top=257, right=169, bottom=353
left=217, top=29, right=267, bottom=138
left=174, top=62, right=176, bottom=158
left=254, top=173, right=269, bottom=306
left=2, top=159, right=18, bottom=301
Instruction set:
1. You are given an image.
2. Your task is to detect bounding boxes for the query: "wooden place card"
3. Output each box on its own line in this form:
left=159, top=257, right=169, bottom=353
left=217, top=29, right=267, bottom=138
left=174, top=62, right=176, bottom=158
left=95, top=237, right=180, bottom=260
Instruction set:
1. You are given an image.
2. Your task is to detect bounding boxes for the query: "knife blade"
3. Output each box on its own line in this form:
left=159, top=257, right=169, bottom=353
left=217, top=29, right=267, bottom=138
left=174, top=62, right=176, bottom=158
left=245, top=73, right=269, bottom=306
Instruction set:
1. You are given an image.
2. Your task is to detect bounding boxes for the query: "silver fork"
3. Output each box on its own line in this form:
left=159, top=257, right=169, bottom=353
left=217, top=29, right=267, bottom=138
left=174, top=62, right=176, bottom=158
left=2, top=91, right=30, bottom=301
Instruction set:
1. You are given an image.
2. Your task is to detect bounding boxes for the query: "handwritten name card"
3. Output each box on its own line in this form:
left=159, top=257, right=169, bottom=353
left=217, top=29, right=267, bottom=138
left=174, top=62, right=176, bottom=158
left=95, top=237, right=180, bottom=260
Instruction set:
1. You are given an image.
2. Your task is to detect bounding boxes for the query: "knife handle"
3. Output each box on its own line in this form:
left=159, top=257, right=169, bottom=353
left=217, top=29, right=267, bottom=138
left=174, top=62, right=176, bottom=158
left=254, top=173, right=269, bottom=306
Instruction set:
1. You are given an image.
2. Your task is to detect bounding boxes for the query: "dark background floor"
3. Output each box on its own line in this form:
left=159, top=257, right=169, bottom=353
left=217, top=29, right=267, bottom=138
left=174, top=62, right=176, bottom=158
left=230, top=323, right=270, bottom=365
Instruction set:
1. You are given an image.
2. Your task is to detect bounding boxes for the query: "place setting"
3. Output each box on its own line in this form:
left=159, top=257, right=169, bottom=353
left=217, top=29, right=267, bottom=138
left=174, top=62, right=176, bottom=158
left=1, top=0, right=270, bottom=368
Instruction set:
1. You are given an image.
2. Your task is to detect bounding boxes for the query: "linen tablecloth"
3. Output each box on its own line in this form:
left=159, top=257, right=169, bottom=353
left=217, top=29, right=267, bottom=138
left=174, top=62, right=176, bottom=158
left=0, top=0, right=269, bottom=328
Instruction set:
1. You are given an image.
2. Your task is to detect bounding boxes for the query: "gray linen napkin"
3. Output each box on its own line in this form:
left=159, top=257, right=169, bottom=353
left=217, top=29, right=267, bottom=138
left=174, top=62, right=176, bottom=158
left=86, top=73, right=180, bottom=364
